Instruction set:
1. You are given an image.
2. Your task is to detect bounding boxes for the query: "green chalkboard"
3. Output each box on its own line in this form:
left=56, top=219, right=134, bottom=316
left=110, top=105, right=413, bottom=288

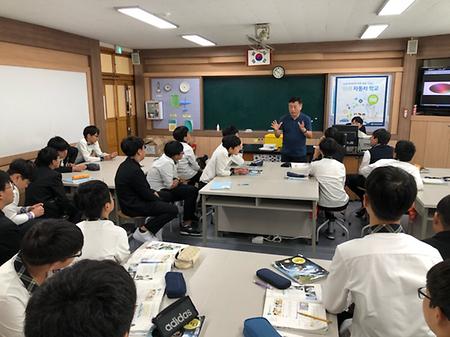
left=203, top=75, right=325, bottom=131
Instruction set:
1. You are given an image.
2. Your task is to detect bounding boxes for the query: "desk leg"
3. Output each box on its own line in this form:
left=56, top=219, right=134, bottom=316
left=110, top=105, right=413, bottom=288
left=312, top=201, right=317, bottom=254
left=202, top=195, right=207, bottom=244
left=420, top=207, right=428, bottom=239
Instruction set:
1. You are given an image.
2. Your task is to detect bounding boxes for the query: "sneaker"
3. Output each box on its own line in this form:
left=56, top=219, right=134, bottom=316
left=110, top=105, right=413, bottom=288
left=132, top=228, right=158, bottom=243
left=179, top=225, right=202, bottom=237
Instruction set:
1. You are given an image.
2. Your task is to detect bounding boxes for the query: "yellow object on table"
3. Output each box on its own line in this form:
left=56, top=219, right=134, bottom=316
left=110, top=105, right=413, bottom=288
left=264, top=133, right=283, bottom=149
left=72, top=174, right=90, bottom=180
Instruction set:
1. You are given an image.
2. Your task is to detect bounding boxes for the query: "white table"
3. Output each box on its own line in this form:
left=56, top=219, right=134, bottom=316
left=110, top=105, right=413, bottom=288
left=415, top=168, right=450, bottom=238
left=143, top=246, right=338, bottom=337
left=61, top=155, right=154, bottom=188
left=200, top=162, right=319, bottom=251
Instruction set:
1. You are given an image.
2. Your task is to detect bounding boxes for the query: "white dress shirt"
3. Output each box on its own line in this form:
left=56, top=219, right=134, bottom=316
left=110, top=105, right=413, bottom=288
left=323, top=233, right=442, bottom=337
left=359, top=158, right=424, bottom=190
left=214, top=143, right=244, bottom=166
left=146, top=154, right=177, bottom=192
left=200, top=145, right=233, bottom=184
left=310, top=158, right=349, bottom=208
left=0, top=256, right=30, bottom=337
left=2, top=185, right=33, bottom=225
left=76, top=138, right=107, bottom=163
left=177, top=142, right=201, bottom=180
left=76, top=219, right=130, bottom=263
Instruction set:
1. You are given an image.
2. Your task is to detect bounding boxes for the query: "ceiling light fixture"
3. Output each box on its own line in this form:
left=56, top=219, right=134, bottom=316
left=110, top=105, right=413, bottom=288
left=378, top=0, right=416, bottom=16
left=116, top=7, right=177, bottom=29
left=181, top=35, right=216, bottom=47
left=360, top=24, right=389, bottom=39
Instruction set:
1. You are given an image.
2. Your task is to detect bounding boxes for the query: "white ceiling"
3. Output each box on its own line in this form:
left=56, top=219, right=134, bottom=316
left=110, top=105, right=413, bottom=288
left=1, top=0, right=449, bottom=49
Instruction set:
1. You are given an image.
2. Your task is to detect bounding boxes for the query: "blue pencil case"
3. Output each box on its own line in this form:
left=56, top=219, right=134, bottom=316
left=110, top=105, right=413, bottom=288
left=165, top=272, right=186, bottom=298
left=243, top=317, right=282, bottom=337
left=256, top=268, right=291, bottom=289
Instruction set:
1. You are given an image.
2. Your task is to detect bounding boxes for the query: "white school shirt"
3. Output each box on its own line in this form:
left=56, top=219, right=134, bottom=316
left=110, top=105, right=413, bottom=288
left=146, top=154, right=177, bottom=192
left=200, top=145, right=232, bottom=184
left=309, top=158, right=349, bottom=208
left=177, top=142, right=200, bottom=180
left=214, top=143, right=244, bottom=166
left=323, top=233, right=442, bottom=337
left=76, top=138, right=107, bottom=163
left=0, top=256, right=30, bottom=337
left=76, top=219, right=130, bottom=263
left=359, top=158, right=424, bottom=190
left=2, top=185, right=33, bottom=225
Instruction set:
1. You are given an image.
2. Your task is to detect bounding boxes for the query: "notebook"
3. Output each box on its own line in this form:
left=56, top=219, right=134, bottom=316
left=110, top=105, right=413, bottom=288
left=273, top=255, right=328, bottom=284
left=210, top=181, right=232, bottom=190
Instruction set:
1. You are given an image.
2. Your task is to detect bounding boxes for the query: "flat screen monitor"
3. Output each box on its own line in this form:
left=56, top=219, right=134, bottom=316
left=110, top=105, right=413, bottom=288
left=420, top=68, right=450, bottom=108
left=333, top=125, right=359, bottom=148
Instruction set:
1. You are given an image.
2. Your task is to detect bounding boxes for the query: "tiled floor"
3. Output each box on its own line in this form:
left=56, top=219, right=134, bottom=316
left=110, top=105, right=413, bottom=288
left=130, top=201, right=370, bottom=260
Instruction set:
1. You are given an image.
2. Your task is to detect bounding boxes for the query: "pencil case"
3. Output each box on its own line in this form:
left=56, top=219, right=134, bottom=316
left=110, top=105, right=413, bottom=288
left=72, top=174, right=90, bottom=180
left=174, top=246, right=200, bottom=269
left=243, top=317, right=281, bottom=337
left=256, top=268, right=291, bottom=289
left=165, top=272, right=186, bottom=298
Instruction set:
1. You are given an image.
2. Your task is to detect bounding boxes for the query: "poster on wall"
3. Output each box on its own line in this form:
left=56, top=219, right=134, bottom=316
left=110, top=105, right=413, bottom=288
left=151, top=78, right=201, bottom=130
left=332, top=75, right=390, bottom=127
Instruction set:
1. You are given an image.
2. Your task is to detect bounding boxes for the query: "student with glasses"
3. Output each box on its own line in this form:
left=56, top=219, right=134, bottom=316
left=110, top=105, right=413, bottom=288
left=419, top=260, right=450, bottom=337
left=0, top=218, right=83, bottom=337
left=76, top=125, right=117, bottom=163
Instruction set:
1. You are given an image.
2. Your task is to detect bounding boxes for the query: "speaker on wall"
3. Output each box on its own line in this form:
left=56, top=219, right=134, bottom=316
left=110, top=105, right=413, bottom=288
left=131, top=52, right=140, bottom=65
left=407, top=39, right=418, bottom=55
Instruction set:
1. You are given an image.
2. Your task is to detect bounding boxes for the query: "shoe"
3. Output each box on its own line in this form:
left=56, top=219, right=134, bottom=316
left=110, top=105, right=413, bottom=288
left=132, top=228, right=158, bottom=243
left=355, top=207, right=367, bottom=218
left=179, top=225, right=202, bottom=237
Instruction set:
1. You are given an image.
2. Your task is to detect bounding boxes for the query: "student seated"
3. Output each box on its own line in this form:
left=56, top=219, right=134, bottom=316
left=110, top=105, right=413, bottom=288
left=218, top=125, right=245, bottom=166
left=47, top=136, right=86, bottom=173
left=312, top=127, right=346, bottom=163
left=24, top=260, right=136, bottom=337
left=200, top=135, right=248, bottom=187
left=0, top=219, right=83, bottom=337
left=3, top=159, right=44, bottom=226
left=346, top=128, right=394, bottom=217
left=115, top=136, right=178, bottom=243
left=76, top=125, right=117, bottom=163
left=310, top=138, right=349, bottom=209
left=0, top=171, right=24, bottom=265
left=147, top=141, right=201, bottom=236
left=359, top=140, right=423, bottom=190
left=420, top=260, right=450, bottom=337
left=351, top=116, right=366, bottom=134
left=173, top=126, right=202, bottom=185
left=25, top=147, right=79, bottom=222
left=423, top=195, right=450, bottom=260
left=74, top=180, right=130, bottom=263
left=323, top=166, right=442, bottom=337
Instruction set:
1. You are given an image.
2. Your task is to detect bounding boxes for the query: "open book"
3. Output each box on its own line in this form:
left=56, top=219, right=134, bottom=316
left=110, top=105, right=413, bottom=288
left=263, top=284, right=329, bottom=335
left=273, top=255, right=328, bottom=284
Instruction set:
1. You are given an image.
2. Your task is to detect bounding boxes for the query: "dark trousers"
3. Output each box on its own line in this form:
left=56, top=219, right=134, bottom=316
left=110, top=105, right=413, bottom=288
left=281, top=154, right=307, bottom=163
left=139, top=200, right=178, bottom=235
left=187, top=171, right=202, bottom=186
left=346, top=174, right=366, bottom=201
left=158, top=184, right=199, bottom=222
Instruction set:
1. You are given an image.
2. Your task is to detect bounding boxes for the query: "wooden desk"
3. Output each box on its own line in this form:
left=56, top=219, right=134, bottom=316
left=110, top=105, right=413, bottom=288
left=131, top=246, right=338, bottom=337
left=414, top=168, right=450, bottom=239
left=200, top=162, right=319, bottom=251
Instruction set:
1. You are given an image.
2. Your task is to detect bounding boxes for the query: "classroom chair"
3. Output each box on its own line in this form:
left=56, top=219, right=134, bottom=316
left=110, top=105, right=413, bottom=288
left=316, top=204, right=350, bottom=243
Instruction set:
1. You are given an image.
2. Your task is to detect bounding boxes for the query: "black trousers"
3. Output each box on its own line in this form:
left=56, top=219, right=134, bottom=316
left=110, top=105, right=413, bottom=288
left=138, top=200, right=178, bottom=235
left=281, top=154, right=307, bottom=163
left=346, top=174, right=366, bottom=201
left=158, top=184, right=199, bottom=222
left=186, top=171, right=202, bottom=186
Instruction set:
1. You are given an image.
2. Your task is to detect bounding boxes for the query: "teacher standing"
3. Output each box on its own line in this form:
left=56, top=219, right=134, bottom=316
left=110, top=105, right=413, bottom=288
left=271, top=97, right=312, bottom=163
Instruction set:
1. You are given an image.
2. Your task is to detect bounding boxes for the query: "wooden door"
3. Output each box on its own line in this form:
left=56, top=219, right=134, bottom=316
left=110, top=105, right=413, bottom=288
left=424, top=122, right=449, bottom=167
left=104, top=80, right=119, bottom=153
